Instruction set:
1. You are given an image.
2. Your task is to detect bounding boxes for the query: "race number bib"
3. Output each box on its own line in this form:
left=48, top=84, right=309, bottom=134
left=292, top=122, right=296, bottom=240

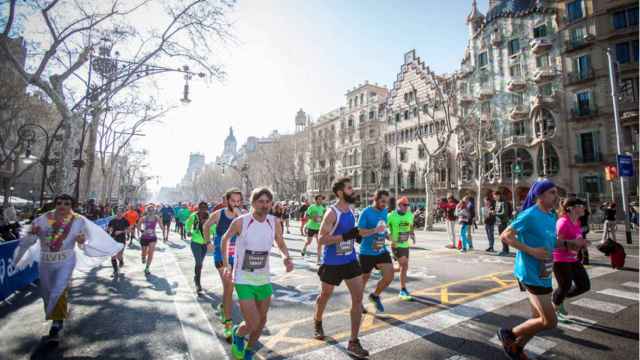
left=144, top=228, right=155, bottom=236
left=398, top=232, right=410, bottom=243
left=539, top=258, right=553, bottom=279
left=228, top=243, right=236, bottom=257
left=242, top=250, right=268, bottom=271
left=336, top=240, right=354, bottom=255
left=313, top=215, right=321, bottom=223
left=373, top=235, right=386, bottom=250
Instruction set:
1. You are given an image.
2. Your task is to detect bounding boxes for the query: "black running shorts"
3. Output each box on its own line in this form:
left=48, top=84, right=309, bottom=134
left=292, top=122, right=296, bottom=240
left=317, top=261, right=362, bottom=286
left=359, top=252, right=392, bottom=274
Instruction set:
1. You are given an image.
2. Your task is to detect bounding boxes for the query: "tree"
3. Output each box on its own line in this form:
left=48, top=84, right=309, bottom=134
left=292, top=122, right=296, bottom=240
left=1, top=0, right=235, bottom=196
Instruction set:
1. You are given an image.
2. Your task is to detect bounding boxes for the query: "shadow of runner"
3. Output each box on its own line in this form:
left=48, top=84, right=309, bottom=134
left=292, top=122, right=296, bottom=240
left=145, top=272, right=176, bottom=295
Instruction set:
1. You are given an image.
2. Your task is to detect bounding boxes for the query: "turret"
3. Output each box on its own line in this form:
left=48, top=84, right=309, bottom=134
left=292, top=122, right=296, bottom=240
left=466, top=0, right=485, bottom=36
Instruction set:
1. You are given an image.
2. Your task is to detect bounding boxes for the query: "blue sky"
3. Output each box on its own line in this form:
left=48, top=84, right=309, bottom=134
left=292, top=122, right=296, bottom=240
left=143, top=0, right=490, bottom=188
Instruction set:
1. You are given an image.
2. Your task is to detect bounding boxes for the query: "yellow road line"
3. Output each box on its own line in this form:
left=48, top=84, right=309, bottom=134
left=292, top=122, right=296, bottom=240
left=441, top=287, right=449, bottom=304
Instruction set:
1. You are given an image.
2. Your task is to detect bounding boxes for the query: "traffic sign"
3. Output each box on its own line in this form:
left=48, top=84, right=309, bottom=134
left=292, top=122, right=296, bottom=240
left=604, top=165, right=618, bottom=181
left=617, top=155, right=634, bottom=177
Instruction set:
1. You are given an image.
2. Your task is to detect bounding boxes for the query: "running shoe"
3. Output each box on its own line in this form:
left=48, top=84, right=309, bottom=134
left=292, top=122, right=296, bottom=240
left=485, top=247, right=494, bottom=252
left=144, top=266, right=150, bottom=275
left=399, top=289, right=413, bottom=301
left=47, top=321, right=63, bottom=343
left=231, top=325, right=246, bottom=359
left=497, top=328, right=520, bottom=360
left=556, top=303, right=568, bottom=317
left=346, top=338, right=370, bottom=359
left=369, top=293, right=384, bottom=312
left=119, top=259, right=124, bottom=267
left=313, top=320, right=325, bottom=340
left=244, top=348, right=254, bottom=360
left=301, top=247, right=306, bottom=257
left=223, top=321, right=233, bottom=342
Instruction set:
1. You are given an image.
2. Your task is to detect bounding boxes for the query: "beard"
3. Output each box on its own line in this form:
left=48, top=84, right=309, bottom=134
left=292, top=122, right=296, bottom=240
left=344, top=193, right=356, bottom=204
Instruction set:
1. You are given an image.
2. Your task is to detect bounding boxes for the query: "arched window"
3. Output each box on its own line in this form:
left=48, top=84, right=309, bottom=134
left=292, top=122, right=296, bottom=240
left=537, top=143, right=560, bottom=176
left=534, top=108, right=556, bottom=138
left=501, top=148, right=534, bottom=178
left=370, top=171, right=377, bottom=185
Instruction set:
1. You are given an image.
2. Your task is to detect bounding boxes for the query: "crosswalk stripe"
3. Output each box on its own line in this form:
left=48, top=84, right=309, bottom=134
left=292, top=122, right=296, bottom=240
left=622, top=281, right=639, bottom=289
left=490, top=335, right=556, bottom=359
left=571, top=297, right=626, bottom=313
left=597, top=288, right=639, bottom=301
left=557, top=315, right=597, bottom=332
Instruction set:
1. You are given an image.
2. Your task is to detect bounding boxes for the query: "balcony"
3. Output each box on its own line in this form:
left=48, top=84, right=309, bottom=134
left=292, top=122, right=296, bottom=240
left=510, top=105, right=529, bottom=120
left=575, top=152, right=603, bottom=164
left=460, top=94, right=474, bottom=105
left=507, top=79, right=527, bottom=92
left=530, top=37, right=553, bottom=54
left=570, top=105, right=599, bottom=120
left=565, top=68, right=595, bottom=85
left=503, top=135, right=530, bottom=147
left=564, top=34, right=595, bottom=53
left=533, top=68, right=556, bottom=83
left=478, top=88, right=495, bottom=100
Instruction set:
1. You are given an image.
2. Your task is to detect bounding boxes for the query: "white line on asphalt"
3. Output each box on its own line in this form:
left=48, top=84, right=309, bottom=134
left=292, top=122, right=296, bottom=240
left=571, top=298, right=627, bottom=314
left=490, top=335, right=556, bottom=359
left=622, top=281, right=639, bottom=289
left=161, top=246, right=228, bottom=360
left=288, top=266, right=617, bottom=360
left=557, top=315, right=598, bottom=332
left=597, top=288, right=639, bottom=301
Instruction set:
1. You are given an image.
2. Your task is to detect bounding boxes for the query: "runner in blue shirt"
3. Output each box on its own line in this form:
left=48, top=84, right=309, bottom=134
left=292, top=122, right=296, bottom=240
left=357, top=189, right=392, bottom=313
left=159, top=204, right=174, bottom=242
left=497, top=179, right=561, bottom=359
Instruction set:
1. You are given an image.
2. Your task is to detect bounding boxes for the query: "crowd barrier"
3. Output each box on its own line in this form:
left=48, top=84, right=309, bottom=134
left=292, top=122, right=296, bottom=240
left=0, top=215, right=114, bottom=301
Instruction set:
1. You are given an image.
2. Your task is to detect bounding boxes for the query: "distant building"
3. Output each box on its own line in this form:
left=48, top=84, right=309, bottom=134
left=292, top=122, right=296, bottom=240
left=182, top=152, right=205, bottom=185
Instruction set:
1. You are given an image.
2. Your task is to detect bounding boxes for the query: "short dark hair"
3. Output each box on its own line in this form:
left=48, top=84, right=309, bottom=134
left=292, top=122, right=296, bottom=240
left=225, top=188, right=243, bottom=202
left=54, top=194, right=76, bottom=207
left=332, top=177, right=351, bottom=196
left=251, top=187, right=273, bottom=204
left=198, top=201, right=208, bottom=209
left=314, top=195, right=324, bottom=201
left=374, top=189, right=390, bottom=200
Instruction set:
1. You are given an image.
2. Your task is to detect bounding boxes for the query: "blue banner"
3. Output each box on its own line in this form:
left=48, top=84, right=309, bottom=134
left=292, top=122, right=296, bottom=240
left=95, top=216, right=114, bottom=230
left=617, top=155, right=634, bottom=177
left=0, top=240, right=39, bottom=301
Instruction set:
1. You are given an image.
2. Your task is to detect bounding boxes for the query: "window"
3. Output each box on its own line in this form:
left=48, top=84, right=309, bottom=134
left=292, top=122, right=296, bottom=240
left=512, top=93, right=523, bottom=106
left=579, top=131, right=599, bottom=162
left=478, top=52, right=488, bottom=67
left=360, top=94, right=364, bottom=105
left=512, top=121, right=525, bottom=136
left=418, top=145, right=426, bottom=159
left=580, top=175, right=602, bottom=198
left=616, top=42, right=631, bottom=63
left=620, top=78, right=638, bottom=101
left=574, top=54, right=592, bottom=78
left=349, top=99, right=352, bottom=109
left=576, top=91, right=592, bottom=115
left=613, top=7, right=639, bottom=30
left=400, top=149, right=408, bottom=162
left=508, top=39, right=520, bottom=55
left=533, top=24, right=547, bottom=38
left=412, top=107, right=418, bottom=118
left=404, top=110, right=409, bottom=120
left=422, top=104, right=428, bottom=113
left=354, top=97, right=358, bottom=107
left=369, top=111, right=375, bottom=120
left=540, top=83, right=553, bottom=96
left=395, top=113, right=400, bottom=122
left=509, top=64, right=521, bottom=77
left=369, top=128, right=376, bottom=138
left=348, top=116, right=354, bottom=127
left=566, top=0, right=584, bottom=22
left=536, top=55, right=550, bottom=68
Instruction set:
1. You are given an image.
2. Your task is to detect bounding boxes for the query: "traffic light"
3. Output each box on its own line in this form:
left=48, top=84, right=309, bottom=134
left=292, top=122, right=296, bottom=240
left=604, top=165, right=618, bottom=181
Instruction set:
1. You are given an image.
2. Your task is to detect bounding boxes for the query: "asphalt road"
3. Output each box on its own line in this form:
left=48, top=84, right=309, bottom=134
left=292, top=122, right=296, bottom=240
left=1, top=221, right=637, bottom=360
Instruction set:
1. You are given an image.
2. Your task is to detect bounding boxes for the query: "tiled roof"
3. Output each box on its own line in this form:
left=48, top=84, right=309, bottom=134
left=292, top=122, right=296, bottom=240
left=485, top=0, right=551, bottom=25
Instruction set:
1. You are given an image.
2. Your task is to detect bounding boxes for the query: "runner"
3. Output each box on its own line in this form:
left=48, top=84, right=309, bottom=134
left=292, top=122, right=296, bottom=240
left=497, top=179, right=559, bottom=359
left=282, top=201, right=291, bottom=234
left=357, top=189, right=392, bottom=313
left=553, top=198, right=590, bottom=322
left=387, top=196, right=416, bottom=301
left=222, top=187, right=293, bottom=360
left=123, top=205, right=139, bottom=248
left=139, top=205, right=160, bottom=275
left=204, top=188, right=244, bottom=341
left=160, top=204, right=174, bottom=242
left=313, top=177, right=369, bottom=358
left=176, top=204, right=191, bottom=241
left=301, top=195, right=326, bottom=265
left=12, top=194, right=123, bottom=343
left=299, top=199, right=309, bottom=236
left=108, top=207, right=129, bottom=279
left=185, top=202, right=212, bottom=294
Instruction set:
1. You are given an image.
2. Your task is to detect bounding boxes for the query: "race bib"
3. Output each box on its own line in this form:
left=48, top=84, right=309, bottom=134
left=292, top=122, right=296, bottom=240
left=144, top=228, right=154, bottom=236
left=228, top=243, right=236, bottom=257
left=398, top=232, right=410, bottom=243
left=313, top=215, right=321, bottom=223
left=539, top=258, right=553, bottom=279
left=373, top=235, right=386, bottom=250
left=242, top=250, right=268, bottom=271
left=336, top=239, right=354, bottom=255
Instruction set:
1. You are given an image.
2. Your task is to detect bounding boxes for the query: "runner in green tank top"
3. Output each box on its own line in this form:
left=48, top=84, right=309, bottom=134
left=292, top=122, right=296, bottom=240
left=387, top=197, right=415, bottom=301
left=301, top=195, right=326, bottom=264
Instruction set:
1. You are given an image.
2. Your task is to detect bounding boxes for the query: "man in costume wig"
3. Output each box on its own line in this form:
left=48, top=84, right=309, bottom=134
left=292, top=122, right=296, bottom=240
left=13, top=194, right=124, bottom=343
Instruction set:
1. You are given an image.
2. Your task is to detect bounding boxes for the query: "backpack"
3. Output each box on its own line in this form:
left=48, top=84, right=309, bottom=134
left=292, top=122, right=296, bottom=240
left=610, top=242, right=626, bottom=269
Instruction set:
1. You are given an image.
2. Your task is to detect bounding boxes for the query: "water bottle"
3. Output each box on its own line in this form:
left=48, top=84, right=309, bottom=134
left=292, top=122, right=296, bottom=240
left=376, top=220, right=386, bottom=249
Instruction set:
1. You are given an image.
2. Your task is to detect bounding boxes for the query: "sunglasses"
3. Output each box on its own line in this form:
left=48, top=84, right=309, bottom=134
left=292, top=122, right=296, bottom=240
left=56, top=201, right=72, bottom=206
left=399, top=203, right=409, bottom=207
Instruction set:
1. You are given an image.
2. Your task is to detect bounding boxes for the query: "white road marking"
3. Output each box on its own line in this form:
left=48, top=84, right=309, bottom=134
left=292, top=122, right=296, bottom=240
left=571, top=298, right=627, bottom=314
left=490, top=335, right=556, bottom=359
left=289, top=266, right=617, bottom=360
left=557, top=315, right=597, bottom=332
left=161, top=247, right=228, bottom=360
left=622, top=281, right=639, bottom=289
left=597, top=288, right=639, bottom=301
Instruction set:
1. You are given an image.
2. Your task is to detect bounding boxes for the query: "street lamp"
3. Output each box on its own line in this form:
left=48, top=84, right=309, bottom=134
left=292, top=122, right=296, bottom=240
left=17, top=123, right=52, bottom=208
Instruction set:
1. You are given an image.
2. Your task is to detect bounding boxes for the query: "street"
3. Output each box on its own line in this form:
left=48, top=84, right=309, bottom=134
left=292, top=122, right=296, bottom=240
left=1, top=221, right=638, bottom=360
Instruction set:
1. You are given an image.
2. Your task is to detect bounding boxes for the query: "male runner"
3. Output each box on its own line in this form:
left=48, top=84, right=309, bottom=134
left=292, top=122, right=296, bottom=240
left=387, top=196, right=416, bottom=301
left=313, top=177, right=369, bottom=358
left=222, top=187, right=294, bottom=360
left=185, top=202, right=211, bottom=294
left=160, top=204, right=174, bottom=242
left=358, top=190, right=392, bottom=313
left=123, top=205, right=139, bottom=248
left=204, top=188, right=243, bottom=341
left=108, top=207, right=129, bottom=279
left=497, top=179, right=558, bottom=359
left=176, top=204, right=191, bottom=241
left=301, top=195, right=325, bottom=264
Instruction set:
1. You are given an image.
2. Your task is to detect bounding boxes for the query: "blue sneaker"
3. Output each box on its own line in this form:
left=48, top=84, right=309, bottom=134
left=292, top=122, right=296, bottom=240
left=231, top=325, right=245, bottom=359
left=244, top=348, right=254, bottom=360
left=399, top=289, right=413, bottom=301
left=369, top=293, right=385, bottom=312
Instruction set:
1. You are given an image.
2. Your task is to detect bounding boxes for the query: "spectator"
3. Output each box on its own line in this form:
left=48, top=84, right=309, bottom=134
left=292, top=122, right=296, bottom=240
left=600, top=202, right=617, bottom=243
left=484, top=194, right=496, bottom=252
left=440, top=195, right=458, bottom=249
left=455, top=196, right=471, bottom=252
left=495, top=191, right=512, bottom=256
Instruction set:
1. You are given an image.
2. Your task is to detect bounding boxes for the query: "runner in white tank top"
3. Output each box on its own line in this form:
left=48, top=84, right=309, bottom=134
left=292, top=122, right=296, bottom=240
left=221, top=187, right=293, bottom=360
